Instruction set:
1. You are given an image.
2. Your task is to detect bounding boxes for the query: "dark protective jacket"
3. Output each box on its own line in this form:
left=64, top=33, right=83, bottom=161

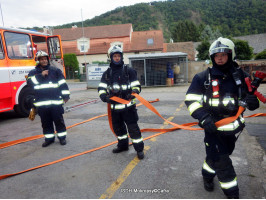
left=27, top=64, right=70, bottom=107
left=98, top=63, right=141, bottom=111
left=185, top=62, right=251, bottom=135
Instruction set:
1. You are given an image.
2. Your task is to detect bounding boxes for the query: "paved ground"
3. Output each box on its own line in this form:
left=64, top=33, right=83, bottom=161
left=0, top=82, right=265, bottom=199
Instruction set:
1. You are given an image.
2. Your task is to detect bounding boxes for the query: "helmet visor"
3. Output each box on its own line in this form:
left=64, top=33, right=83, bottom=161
left=210, top=48, right=232, bottom=56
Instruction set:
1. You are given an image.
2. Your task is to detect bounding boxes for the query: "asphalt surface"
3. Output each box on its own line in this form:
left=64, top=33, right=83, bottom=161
left=0, top=82, right=265, bottom=199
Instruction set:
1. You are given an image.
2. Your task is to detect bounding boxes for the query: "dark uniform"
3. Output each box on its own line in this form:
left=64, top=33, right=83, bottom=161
left=27, top=61, right=70, bottom=146
left=185, top=38, right=259, bottom=198
left=98, top=46, right=144, bottom=159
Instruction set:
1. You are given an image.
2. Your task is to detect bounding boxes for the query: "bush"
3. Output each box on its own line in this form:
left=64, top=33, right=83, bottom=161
left=254, top=49, right=266, bottom=60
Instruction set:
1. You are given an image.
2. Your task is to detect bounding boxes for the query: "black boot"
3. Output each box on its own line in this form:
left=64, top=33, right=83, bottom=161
left=137, top=151, right=144, bottom=159
left=112, top=147, right=129, bottom=153
left=203, top=177, right=214, bottom=191
left=42, top=140, right=54, bottom=147
left=59, top=139, right=67, bottom=145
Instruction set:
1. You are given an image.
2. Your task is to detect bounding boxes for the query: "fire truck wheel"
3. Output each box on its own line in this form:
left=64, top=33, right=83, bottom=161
left=14, top=87, right=34, bottom=117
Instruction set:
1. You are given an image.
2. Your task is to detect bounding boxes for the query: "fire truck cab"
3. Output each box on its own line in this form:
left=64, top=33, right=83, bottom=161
left=0, top=27, right=65, bottom=117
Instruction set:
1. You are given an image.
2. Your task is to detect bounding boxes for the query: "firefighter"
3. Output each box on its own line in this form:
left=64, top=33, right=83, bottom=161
left=185, top=37, right=259, bottom=198
left=98, top=46, right=144, bottom=159
left=27, top=50, right=70, bottom=147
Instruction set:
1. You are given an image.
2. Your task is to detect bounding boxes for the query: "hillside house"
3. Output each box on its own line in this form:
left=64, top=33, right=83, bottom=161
left=53, top=24, right=164, bottom=73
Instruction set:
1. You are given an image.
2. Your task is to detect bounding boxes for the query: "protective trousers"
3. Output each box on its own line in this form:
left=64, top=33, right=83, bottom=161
left=111, top=106, right=144, bottom=152
left=202, top=132, right=239, bottom=198
left=38, top=105, right=67, bottom=142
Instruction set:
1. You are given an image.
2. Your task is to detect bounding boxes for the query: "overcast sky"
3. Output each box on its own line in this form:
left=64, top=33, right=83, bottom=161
left=0, top=0, right=157, bottom=28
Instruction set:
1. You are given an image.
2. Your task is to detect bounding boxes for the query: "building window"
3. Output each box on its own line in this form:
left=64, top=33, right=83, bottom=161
left=147, top=38, right=154, bottom=45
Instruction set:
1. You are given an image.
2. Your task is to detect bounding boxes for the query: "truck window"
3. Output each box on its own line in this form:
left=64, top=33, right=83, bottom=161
left=48, top=37, right=61, bottom=59
left=0, top=35, right=4, bottom=59
left=4, top=32, right=33, bottom=59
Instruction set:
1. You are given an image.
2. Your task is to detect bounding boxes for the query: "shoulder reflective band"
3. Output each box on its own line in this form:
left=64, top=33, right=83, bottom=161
left=202, top=160, right=215, bottom=174
left=31, top=76, right=39, bottom=84
left=220, top=177, right=238, bottom=189
left=212, top=79, right=219, bottom=97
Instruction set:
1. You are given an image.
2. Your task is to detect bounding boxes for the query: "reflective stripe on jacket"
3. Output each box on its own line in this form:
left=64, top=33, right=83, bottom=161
left=27, top=65, right=70, bottom=107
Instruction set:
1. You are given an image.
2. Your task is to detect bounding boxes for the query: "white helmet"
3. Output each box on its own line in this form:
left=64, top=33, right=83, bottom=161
left=209, top=37, right=236, bottom=60
left=36, top=50, right=49, bottom=60
left=107, top=46, right=123, bottom=59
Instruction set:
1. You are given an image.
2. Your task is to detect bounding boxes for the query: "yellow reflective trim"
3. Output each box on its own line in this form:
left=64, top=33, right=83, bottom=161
left=132, top=87, right=140, bottom=92
left=99, top=90, right=107, bottom=95
left=99, top=82, right=108, bottom=88
left=117, top=134, right=128, bottom=140
left=62, top=90, right=70, bottom=95
left=58, top=79, right=66, bottom=85
left=44, top=134, right=55, bottom=139
left=220, top=177, right=237, bottom=189
left=185, top=94, right=203, bottom=101
left=34, top=99, right=64, bottom=107
left=31, top=76, right=39, bottom=84
left=111, top=99, right=136, bottom=110
left=217, top=117, right=245, bottom=131
left=203, top=160, right=215, bottom=174
left=131, top=80, right=140, bottom=87
left=57, top=132, right=67, bottom=137
left=132, top=137, right=143, bottom=143
left=34, top=82, right=59, bottom=89
left=121, top=85, right=129, bottom=90
left=209, top=98, right=219, bottom=106
left=188, top=102, right=202, bottom=115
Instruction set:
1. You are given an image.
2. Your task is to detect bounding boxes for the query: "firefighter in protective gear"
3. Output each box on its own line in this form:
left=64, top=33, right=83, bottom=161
left=27, top=50, right=70, bottom=147
left=185, top=37, right=259, bottom=198
left=98, top=46, right=144, bottom=159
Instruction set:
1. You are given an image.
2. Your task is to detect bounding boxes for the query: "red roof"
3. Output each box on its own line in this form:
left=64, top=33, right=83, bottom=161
left=56, top=24, right=164, bottom=55
left=53, top=24, right=133, bottom=40
left=130, top=30, right=164, bottom=52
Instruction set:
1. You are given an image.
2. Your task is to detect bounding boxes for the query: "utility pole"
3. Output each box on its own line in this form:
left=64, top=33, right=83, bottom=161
left=81, top=8, right=87, bottom=77
left=0, top=3, right=4, bottom=26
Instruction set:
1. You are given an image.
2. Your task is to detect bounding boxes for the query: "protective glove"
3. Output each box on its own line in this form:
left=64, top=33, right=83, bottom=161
left=28, top=108, right=37, bottom=121
left=245, top=94, right=259, bottom=111
left=100, top=94, right=111, bottom=103
left=199, top=115, right=217, bottom=134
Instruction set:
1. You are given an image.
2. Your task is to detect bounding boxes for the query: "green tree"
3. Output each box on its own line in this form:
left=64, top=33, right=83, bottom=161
left=254, top=49, right=266, bottom=60
left=196, top=41, right=210, bottom=60
left=232, top=39, right=253, bottom=60
left=171, top=20, right=199, bottom=42
left=64, top=54, right=79, bottom=70
left=200, top=25, right=222, bottom=41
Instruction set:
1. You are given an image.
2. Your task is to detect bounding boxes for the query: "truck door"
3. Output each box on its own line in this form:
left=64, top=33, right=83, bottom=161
left=0, top=32, right=12, bottom=112
left=47, top=35, right=65, bottom=76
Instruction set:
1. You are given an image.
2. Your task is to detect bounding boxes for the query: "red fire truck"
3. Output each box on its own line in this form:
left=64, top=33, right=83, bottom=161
left=0, top=26, right=65, bottom=116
